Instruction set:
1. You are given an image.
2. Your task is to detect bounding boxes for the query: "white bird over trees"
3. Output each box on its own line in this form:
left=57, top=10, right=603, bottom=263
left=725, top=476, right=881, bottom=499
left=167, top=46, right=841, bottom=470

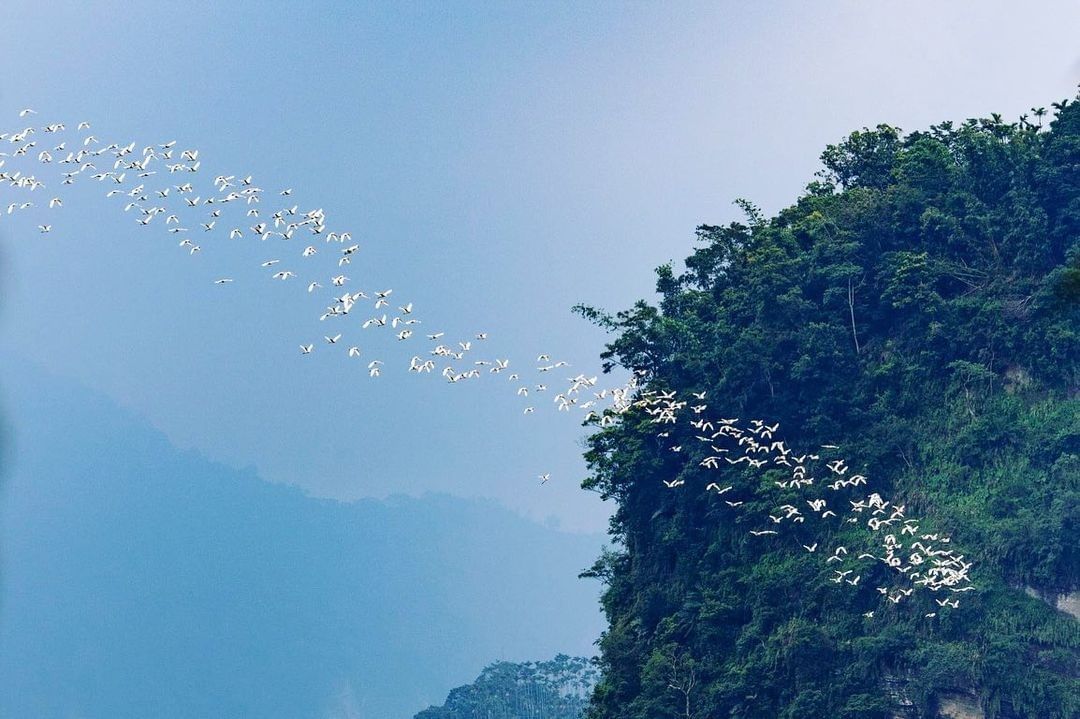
left=0, top=109, right=973, bottom=622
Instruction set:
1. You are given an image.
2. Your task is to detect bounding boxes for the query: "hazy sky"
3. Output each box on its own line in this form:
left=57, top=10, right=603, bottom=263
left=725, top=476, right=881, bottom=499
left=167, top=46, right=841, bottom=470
left=1, top=1, right=1078, bottom=532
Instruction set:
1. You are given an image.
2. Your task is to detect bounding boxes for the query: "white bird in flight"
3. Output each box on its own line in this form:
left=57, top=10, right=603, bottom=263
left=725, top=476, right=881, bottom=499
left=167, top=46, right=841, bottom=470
left=0, top=109, right=972, bottom=620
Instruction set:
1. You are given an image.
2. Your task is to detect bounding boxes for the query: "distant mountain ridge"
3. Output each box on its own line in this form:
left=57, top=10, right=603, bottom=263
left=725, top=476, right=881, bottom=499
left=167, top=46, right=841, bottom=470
left=0, top=357, right=604, bottom=719
left=414, top=654, right=597, bottom=719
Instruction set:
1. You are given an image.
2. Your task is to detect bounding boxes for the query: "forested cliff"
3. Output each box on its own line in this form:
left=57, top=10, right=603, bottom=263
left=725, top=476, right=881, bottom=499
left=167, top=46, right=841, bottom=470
left=414, top=655, right=596, bottom=719
left=579, top=97, right=1079, bottom=719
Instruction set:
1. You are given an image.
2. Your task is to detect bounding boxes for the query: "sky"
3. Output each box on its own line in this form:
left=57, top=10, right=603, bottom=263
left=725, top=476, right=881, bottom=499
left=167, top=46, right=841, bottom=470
left=0, top=357, right=605, bottom=718
left=1, top=1, right=1078, bottom=533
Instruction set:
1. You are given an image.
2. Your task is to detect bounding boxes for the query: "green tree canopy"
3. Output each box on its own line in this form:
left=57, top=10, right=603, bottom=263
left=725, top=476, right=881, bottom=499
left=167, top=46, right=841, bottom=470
left=415, top=655, right=598, bottom=719
left=579, top=95, right=1079, bottom=719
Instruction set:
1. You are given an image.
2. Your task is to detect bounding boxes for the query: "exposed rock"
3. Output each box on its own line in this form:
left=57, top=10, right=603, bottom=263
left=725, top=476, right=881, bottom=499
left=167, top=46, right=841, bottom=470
left=883, top=674, right=917, bottom=719
left=1003, top=364, right=1032, bottom=393
left=1023, top=586, right=1080, bottom=620
left=1056, top=591, right=1080, bottom=620
left=936, top=692, right=984, bottom=719
left=884, top=675, right=987, bottom=719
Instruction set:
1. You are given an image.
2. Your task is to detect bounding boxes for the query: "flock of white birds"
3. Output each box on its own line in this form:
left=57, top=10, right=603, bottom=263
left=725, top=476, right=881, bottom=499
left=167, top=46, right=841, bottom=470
left=0, top=108, right=974, bottom=617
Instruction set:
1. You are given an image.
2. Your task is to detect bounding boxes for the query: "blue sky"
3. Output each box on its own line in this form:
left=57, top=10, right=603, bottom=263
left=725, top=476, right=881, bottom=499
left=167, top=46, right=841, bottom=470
left=1, top=1, right=1078, bottom=532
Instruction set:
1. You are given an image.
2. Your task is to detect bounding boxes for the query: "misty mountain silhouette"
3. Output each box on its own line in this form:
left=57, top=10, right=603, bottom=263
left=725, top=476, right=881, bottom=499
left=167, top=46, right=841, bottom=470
left=0, top=358, right=603, bottom=718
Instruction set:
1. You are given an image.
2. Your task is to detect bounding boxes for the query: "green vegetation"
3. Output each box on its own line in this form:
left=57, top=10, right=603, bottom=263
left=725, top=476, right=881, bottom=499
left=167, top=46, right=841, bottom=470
left=577, top=96, right=1080, bottom=718
left=414, top=655, right=597, bottom=719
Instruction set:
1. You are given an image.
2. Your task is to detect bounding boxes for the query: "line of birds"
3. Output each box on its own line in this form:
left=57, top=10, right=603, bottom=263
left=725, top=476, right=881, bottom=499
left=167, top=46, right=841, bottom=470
left=0, top=112, right=598, bottom=395
left=630, top=389, right=974, bottom=614
left=0, top=109, right=974, bottom=619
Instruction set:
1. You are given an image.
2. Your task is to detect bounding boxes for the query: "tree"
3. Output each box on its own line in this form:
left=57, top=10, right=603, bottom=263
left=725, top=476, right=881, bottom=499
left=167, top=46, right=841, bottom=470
left=415, top=655, right=598, bottom=719
left=580, top=94, right=1080, bottom=719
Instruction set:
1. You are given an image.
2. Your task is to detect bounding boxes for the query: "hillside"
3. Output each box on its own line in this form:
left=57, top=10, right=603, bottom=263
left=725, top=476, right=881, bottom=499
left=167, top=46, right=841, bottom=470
left=0, top=359, right=604, bottom=719
left=578, top=98, right=1079, bottom=718
left=414, top=654, right=596, bottom=719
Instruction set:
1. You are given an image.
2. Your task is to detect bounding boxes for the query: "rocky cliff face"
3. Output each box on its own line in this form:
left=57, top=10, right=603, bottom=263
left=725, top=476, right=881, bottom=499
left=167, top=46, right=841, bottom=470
left=1059, top=593, right=1080, bottom=620
left=934, top=693, right=984, bottom=719
left=887, top=676, right=984, bottom=719
left=1024, top=587, right=1080, bottom=620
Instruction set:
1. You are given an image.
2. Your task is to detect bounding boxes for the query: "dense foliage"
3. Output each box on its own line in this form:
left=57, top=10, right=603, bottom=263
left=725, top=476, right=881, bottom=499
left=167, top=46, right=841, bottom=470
left=414, top=655, right=597, bottom=719
left=578, top=97, right=1080, bottom=718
